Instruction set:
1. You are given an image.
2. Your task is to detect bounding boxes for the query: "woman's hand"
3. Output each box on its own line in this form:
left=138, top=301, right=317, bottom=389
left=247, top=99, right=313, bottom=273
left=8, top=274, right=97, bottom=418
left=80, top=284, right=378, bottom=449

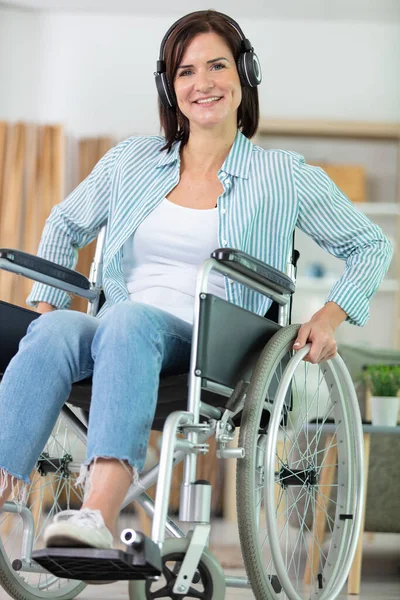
left=292, top=302, right=347, bottom=364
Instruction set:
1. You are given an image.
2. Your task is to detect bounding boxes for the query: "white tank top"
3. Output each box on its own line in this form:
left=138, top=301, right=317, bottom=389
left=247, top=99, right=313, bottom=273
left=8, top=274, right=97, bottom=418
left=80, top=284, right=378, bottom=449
left=122, top=198, right=226, bottom=325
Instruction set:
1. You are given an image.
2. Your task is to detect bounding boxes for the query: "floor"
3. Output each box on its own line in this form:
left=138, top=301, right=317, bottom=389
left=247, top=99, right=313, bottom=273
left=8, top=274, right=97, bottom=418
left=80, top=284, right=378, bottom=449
left=0, top=519, right=398, bottom=599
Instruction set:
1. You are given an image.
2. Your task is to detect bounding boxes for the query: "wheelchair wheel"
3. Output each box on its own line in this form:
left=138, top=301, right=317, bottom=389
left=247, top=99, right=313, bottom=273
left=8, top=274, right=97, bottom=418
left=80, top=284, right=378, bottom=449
left=237, top=325, right=364, bottom=600
left=129, top=538, right=226, bottom=599
left=0, top=411, right=87, bottom=599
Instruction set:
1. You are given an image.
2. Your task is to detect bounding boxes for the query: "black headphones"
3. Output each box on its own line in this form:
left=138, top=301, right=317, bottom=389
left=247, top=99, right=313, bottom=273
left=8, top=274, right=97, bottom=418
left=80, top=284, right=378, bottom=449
left=154, top=10, right=262, bottom=109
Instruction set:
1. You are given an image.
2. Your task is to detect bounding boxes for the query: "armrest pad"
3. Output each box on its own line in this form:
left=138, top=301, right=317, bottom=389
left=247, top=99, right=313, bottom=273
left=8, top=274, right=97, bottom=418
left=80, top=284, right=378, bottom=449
left=211, top=248, right=295, bottom=295
left=0, top=249, right=90, bottom=290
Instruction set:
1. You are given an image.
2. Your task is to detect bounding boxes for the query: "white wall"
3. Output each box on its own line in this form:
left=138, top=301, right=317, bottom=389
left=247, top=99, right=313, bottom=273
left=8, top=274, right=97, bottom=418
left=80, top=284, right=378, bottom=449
left=0, top=9, right=44, bottom=121
left=1, top=6, right=399, bottom=138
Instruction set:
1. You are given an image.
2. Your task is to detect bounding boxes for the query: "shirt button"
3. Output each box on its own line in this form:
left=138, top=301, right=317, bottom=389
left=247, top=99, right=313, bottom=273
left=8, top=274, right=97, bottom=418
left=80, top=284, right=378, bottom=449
left=222, top=240, right=228, bottom=246
left=221, top=208, right=227, bottom=214
left=225, top=177, right=231, bottom=185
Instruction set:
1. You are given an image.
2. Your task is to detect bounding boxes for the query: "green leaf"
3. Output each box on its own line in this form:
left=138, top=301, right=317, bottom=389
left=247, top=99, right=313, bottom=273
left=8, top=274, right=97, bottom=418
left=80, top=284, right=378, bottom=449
left=362, top=365, right=400, bottom=397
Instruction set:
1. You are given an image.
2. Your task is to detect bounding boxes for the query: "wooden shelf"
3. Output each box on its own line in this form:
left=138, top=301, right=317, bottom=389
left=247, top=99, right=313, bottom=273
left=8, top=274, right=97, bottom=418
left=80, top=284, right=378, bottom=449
left=258, top=119, right=400, bottom=141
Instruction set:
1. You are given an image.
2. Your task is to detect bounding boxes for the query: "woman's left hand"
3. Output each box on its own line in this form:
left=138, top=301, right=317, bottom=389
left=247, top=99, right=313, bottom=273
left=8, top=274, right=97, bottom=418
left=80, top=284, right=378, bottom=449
left=292, top=302, right=347, bottom=364
left=292, top=320, right=337, bottom=364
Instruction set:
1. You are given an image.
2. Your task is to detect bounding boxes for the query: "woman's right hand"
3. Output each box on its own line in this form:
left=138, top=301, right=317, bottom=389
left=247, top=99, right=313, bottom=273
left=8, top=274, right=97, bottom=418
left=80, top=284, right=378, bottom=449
left=37, top=302, right=56, bottom=314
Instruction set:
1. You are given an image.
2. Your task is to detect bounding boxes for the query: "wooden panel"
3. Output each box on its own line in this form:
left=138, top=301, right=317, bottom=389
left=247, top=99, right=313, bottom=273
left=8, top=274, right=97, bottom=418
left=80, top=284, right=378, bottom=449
left=40, top=125, right=53, bottom=219
left=51, top=124, right=65, bottom=206
left=311, top=163, right=366, bottom=203
left=70, top=137, right=114, bottom=313
left=23, top=125, right=40, bottom=300
left=0, top=122, right=65, bottom=308
left=0, top=123, right=27, bottom=304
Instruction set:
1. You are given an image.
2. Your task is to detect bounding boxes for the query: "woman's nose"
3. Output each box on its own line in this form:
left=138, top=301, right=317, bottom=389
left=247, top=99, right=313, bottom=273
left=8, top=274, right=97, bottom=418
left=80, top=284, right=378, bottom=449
left=195, top=70, right=214, bottom=92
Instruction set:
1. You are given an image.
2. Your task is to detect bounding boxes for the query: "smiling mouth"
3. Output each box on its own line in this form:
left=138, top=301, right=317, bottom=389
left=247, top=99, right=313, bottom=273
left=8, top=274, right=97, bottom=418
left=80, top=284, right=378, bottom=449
left=194, top=96, right=223, bottom=105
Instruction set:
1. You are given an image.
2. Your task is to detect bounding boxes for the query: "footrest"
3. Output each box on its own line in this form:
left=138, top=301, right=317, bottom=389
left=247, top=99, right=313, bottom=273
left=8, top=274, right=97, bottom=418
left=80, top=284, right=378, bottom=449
left=32, top=542, right=162, bottom=582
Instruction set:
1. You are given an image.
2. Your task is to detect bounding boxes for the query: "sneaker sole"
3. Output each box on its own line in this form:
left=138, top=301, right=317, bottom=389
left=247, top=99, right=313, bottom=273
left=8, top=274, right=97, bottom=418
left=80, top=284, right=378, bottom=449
left=44, top=523, right=114, bottom=550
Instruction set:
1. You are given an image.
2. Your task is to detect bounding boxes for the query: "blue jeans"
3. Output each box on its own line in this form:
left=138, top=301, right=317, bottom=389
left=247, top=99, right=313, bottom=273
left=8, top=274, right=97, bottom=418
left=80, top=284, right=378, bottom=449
left=0, top=301, right=193, bottom=500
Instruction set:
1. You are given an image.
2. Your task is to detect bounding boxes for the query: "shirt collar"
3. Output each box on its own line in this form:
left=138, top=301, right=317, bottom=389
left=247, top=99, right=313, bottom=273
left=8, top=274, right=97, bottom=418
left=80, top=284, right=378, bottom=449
left=155, top=130, right=253, bottom=180
left=155, top=139, right=181, bottom=169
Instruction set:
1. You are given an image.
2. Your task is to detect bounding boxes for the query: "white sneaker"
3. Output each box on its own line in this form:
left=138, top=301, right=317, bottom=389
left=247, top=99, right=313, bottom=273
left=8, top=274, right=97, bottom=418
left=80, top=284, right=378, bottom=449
left=43, top=508, right=114, bottom=549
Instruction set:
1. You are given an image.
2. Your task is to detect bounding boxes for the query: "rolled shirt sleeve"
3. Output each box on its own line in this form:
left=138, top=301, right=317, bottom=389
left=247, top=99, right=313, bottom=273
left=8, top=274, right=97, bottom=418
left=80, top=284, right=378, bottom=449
left=293, top=155, right=393, bottom=326
left=26, top=142, right=125, bottom=310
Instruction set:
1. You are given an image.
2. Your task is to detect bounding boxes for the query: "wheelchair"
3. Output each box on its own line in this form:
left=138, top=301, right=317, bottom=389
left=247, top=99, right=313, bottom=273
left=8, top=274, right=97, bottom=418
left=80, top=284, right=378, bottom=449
left=0, top=227, right=364, bottom=600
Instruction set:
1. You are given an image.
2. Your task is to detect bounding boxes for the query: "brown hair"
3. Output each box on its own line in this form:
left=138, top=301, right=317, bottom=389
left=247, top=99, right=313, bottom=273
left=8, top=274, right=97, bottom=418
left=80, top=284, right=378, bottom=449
left=158, top=10, right=259, bottom=152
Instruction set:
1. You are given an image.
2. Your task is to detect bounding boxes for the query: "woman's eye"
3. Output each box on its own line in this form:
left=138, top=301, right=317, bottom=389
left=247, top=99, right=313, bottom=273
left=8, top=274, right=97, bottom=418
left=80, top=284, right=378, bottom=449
left=178, top=63, right=225, bottom=77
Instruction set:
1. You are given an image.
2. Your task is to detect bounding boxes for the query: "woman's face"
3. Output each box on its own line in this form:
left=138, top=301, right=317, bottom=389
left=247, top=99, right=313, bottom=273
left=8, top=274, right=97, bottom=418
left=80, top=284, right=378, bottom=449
left=173, top=32, right=242, bottom=131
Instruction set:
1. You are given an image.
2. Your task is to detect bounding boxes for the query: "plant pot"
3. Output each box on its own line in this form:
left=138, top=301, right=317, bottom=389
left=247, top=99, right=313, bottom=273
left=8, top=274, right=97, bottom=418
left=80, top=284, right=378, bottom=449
left=370, top=396, right=399, bottom=427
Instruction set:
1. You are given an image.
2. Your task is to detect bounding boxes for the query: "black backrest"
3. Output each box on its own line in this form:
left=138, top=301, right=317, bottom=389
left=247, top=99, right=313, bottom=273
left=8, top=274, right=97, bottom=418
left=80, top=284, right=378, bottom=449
left=196, top=294, right=283, bottom=389
left=0, top=300, right=39, bottom=375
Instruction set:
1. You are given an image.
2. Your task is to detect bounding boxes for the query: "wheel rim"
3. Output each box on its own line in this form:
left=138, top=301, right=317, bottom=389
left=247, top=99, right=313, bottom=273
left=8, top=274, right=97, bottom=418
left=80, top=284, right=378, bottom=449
left=262, top=345, right=363, bottom=600
left=0, top=411, right=86, bottom=598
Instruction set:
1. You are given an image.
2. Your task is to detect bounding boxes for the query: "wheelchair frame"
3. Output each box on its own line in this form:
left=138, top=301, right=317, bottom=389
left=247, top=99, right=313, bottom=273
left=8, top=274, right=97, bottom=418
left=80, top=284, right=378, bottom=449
left=0, top=224, right=298, bottom=595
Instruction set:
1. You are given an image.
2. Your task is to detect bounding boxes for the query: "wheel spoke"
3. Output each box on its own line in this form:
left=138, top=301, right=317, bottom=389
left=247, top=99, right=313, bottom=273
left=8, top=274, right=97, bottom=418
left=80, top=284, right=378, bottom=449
left=162, top=565, right=176, bottom=584
left=151, top=585, right=171, bottom=598
left=187, top=586, right=205, bottom=598
left=0, top=414, right=87, bottom=596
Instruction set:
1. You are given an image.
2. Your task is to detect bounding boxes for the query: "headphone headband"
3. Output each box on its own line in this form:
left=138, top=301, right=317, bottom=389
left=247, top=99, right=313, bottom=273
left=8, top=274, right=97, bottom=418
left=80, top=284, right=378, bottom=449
left=158, top=11, right=250, bottom=64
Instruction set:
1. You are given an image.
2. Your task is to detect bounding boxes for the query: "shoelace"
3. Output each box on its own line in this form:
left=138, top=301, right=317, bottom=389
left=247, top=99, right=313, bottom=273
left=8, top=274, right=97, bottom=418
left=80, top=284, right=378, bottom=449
left=53, top=508, right=105, bottom=529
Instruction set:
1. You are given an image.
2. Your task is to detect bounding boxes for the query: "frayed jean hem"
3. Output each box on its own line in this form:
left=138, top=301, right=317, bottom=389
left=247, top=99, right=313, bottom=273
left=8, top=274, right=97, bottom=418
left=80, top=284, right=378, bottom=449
left=0, top=466, right=31, bottom=507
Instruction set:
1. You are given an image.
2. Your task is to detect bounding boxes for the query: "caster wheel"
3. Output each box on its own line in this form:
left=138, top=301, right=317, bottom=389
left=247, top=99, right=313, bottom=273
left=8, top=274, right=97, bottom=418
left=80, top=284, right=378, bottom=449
left=129, top=538, right=226, bottom=599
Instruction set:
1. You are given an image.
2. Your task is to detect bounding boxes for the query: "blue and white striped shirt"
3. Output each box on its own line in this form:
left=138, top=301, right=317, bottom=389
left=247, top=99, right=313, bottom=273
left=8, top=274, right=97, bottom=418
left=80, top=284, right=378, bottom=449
left=27, top=130, right=393, bottom=326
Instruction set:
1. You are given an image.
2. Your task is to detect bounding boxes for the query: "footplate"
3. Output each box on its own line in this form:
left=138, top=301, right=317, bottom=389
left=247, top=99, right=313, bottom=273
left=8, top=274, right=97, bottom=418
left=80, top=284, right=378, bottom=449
left=31, top=535, right=162, bottom=581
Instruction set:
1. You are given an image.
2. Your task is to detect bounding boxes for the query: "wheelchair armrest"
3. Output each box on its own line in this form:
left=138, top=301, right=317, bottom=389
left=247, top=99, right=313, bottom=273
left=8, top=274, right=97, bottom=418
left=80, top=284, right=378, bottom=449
left=211, top=248, right=295, bottom=295
left=0, top=249, right=99, bottom=301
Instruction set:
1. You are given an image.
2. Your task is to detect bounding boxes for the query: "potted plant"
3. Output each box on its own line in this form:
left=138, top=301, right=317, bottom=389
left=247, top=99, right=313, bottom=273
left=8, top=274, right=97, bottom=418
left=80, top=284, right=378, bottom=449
left=362, top=364, right=400, bottom=427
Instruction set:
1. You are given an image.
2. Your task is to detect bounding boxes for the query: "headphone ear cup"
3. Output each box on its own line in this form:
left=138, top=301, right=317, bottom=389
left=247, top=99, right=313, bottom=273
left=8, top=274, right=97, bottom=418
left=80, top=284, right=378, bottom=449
left=236, top=54, right=248, bottom=87
left=155, top=72, right=176, bottom=108
left=237, top=51, right=262, bottom=87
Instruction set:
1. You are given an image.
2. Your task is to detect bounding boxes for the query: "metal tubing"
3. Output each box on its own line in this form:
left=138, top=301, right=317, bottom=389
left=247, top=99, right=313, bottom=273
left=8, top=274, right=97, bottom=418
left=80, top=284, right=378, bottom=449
left=203, top=258, right=291, bottom=306
left=2, top=503, right=38, bottom=570
left=135, top=493, right=185, bottom=539
left=199, top=401, right=223, bottom=420
left=152, top=411, right=193, bottom=546
left=278, top=302, right=289, bottom=327
left=92, top=225, right=106, bottom=273
left=119, top=429, right=214, bottom=508
left=12, top=558, right=52, bottom=576
left=201, top=380, right=234, bottom=398
left=225, top=576, right=251, bottom=588
left=87, top=225, right=106, bottom=316
left=59, top=405, right=88, bottom=444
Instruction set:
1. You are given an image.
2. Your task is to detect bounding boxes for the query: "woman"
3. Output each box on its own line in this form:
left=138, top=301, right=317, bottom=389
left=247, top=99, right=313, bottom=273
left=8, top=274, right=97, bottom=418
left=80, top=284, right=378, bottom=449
left=0, top=10, right=392, bottom=552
